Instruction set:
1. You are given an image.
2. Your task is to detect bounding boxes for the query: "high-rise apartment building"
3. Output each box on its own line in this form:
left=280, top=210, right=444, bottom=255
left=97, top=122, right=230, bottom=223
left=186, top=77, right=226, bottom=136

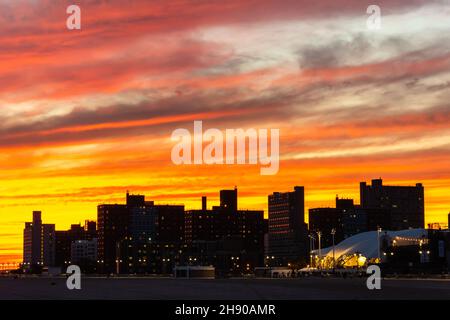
left=97, top=204, right=129, bottom=273
left=185, top=189, right=265, bottom=274
left=360, top=178, right=424, bottom=230
left=268, top=186, right=308, bottom=266
left=23, top=211, right=55, bottom=268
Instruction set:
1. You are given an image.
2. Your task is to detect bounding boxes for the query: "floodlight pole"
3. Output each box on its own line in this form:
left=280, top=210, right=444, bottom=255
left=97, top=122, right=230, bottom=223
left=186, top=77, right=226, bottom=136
left=377, top=227, right=382, bottom=263
left=331, top=228, right=336, bottom=272
left=317, top=231, right=322, bottom=269
left=308, top=234, right=315, bottom=267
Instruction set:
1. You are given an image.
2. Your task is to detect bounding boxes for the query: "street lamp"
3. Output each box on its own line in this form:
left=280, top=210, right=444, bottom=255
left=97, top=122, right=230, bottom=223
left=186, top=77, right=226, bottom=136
left=377, top=227, right=382, bottom=263
left=331, top=228, right=336, bottom=272
left=419, top=239, right=424, bottom=263
left=317, top=231, right=322, bottom=269
left=308, top=234, right=315, bottom=268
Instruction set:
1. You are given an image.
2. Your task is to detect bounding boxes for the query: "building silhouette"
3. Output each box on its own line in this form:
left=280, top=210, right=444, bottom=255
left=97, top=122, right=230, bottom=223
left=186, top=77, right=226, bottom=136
left=71, top=238, right=98, bottom=270
left=268, top=186, right=308, bottom=266
left=219, top=187, right=238, bottom=211
left=309, top=205, right=344, bottom=248
left=23, top=211, right=42, bottom=266
left=21, top=178, right=437, bottom=274
left=185, top=189, right=265, bottom=275
left=341, top=206, right=390, bottom=238
left=310, top=194, right=398, bottom=247
left=23, top=211, right=55, bottom=269
left=55, top=221, right=97, bottom=268
left=97, top=203, right=129, bottom=273
left=308, top=179, right=425, bottom=249
left=360, top=178, right=424, bottom=230
left=115, top=193, right=186, bottom=274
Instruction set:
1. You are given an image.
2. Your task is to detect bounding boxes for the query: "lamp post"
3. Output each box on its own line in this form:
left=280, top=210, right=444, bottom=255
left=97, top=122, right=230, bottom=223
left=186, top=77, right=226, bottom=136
left=419, top=238, right=424, bottom=263
left=377, top=227, right=382, bottom=263
left=331, top=228, right=336, bottom=272
left=308, top=234, right=315, bottom=268
left=317, top=231, right=322, bottom=269
left=265, top=256, right=275, bottom=277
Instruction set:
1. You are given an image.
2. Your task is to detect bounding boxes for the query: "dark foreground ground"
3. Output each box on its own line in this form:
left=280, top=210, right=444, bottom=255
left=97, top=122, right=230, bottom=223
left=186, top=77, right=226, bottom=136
left=0, top=276, right=449, bottom=300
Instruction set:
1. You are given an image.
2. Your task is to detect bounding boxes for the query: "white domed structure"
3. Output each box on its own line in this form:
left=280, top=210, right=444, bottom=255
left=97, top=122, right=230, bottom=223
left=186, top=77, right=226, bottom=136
left=312, top=228, right=427, bottom=268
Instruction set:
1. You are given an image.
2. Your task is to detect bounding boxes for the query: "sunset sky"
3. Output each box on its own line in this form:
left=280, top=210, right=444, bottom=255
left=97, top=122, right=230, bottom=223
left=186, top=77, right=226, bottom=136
left=1, top=0, right=450, bottom=263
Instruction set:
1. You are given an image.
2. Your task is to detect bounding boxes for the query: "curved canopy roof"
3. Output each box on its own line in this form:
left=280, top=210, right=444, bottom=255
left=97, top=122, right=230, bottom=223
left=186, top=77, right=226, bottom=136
left=313, top=229, right=427, bottom=259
